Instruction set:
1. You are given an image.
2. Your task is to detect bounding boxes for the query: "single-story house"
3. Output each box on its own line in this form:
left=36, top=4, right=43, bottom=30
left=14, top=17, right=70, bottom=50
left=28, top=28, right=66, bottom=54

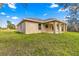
left=17, top=18, right=67, bottom=34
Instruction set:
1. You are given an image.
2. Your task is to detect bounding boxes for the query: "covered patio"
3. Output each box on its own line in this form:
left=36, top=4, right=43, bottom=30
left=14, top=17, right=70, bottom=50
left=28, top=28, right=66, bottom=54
left=42, top=21, right=67, bottom=34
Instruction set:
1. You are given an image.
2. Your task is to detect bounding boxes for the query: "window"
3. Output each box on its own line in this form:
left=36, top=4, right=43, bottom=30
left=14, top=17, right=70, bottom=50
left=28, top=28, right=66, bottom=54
left=38, top=23, right=41, bottom=30
left=45, top=24, right=48, bottom=28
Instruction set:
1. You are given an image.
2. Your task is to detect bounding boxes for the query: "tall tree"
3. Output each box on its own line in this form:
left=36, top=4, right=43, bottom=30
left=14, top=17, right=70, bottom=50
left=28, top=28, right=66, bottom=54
left=58, top=3, right=79, bottom=31
left=7, top=21, right=15, bottom=29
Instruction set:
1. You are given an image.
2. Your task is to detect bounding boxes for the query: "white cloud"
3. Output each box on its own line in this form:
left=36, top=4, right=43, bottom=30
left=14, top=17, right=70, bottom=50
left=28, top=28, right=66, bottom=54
left=6, top=16, right=10, bottom=18
left=43, top=13, right=47, bottom=16
left=58, top=8, right=69, bottom=12
left=66, top=16, right=70, bottom=18
left=8, top=3, right=16, bottom=9
left=12, top=16, right=18, bottom=19
left=58, top=8, right=63, bottom=12
left=0, top=12, right=6, bottom=15
left=50, top=3, right=59, bottom=8
left=65, top=16, right=70, bottom=19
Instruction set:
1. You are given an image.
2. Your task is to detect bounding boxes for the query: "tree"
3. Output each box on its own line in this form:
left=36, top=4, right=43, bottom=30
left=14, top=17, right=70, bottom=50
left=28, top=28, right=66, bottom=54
left=58, top=3, right=79, bottom=32
left=7, top=21, right=15, bottom=29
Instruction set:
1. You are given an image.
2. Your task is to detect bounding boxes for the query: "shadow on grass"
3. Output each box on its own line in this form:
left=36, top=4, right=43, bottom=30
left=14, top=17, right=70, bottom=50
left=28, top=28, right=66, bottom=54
left=15, top=31, right=24, bottom=34
left=15, top=31, right=63, bottom=35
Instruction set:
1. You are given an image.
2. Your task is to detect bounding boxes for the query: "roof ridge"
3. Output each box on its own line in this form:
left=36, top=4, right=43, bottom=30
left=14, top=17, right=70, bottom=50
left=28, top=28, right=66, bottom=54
left=23, top=18, right=66, bottom=22
left=17, top=18, right=67, bottom=26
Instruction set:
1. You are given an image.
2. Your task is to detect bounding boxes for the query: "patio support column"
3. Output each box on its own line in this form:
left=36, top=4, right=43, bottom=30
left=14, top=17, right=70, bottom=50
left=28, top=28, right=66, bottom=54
left=53, top=22, right=57, bottom=34
left=63, top=24, right=67, bottom=32
left=65, top=24, right=67, bottom=32
left=41, top=24, right=44, bottom=32
left=59, top=23, right=61, bottom=33
left=63, top=24, right=65, bottom=32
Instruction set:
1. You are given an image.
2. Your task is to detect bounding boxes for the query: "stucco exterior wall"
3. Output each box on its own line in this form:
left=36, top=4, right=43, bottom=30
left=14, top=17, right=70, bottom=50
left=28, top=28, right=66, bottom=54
left=17, top=22, right=26, bottom=33
left=25, top=22, right=42, bottom=34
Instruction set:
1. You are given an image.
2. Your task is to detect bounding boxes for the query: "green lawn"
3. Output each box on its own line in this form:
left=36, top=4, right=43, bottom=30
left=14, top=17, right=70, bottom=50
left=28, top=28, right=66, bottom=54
left=0, top=31, right=79, bottom=56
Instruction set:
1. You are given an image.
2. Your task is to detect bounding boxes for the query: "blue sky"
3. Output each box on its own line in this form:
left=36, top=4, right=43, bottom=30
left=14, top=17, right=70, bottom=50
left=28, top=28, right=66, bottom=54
left=0, top=3, right=67, bottom=28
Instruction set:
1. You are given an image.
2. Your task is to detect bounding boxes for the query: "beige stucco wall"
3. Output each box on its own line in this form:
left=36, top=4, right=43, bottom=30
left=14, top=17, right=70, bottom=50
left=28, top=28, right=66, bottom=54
left=17, top=22, right=26, bottom=33
left=25, top=22, right=42, bottom=34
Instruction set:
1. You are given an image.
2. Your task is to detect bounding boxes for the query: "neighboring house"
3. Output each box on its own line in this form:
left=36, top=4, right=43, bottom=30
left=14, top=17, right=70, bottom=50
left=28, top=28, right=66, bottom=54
left=17, top=18, right=67, bottom=34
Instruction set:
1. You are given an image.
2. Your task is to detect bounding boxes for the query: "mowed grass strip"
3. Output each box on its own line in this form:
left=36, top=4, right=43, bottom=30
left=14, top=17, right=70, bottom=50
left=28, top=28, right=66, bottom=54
left=0, top=31, right=79, bottom=56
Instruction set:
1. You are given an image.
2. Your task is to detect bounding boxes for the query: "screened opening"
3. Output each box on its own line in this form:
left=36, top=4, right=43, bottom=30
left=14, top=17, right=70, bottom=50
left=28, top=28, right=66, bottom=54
left=57, top=24, right=59, bottom=30
left=38, top=23, right=41, bottom=30
left=45, top=24, right=48, bottom=28
left=61, top=24, right=64, bottom=31
left=52, top=25, right=54, bottom=30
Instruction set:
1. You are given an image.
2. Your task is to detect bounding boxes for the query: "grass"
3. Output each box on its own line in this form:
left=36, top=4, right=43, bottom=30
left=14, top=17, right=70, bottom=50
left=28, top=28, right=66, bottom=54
left=0, top=31, right=79, bottom=56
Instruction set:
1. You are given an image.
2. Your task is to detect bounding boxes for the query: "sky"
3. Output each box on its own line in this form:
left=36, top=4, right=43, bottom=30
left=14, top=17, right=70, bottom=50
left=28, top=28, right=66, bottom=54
left=0, top=3, right=68, bottom=28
